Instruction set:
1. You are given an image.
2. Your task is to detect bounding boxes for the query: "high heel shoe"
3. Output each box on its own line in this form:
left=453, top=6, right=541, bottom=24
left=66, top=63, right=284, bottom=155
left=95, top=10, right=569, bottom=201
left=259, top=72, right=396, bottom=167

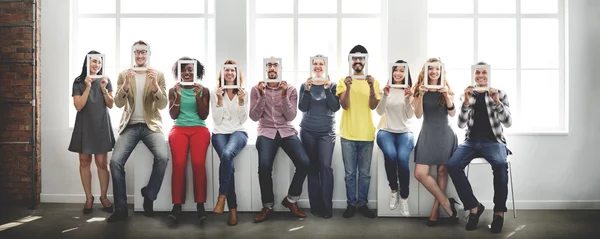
left=448, top=197, right=461, bottom=219
left=100, top=197, right=114, bottom=213
left=83, top=196, right=94, bottom=214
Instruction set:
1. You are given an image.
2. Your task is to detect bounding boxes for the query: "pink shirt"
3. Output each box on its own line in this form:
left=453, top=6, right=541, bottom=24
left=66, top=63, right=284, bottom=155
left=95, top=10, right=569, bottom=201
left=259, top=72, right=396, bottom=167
left=249, top=83, right=298, bottom=139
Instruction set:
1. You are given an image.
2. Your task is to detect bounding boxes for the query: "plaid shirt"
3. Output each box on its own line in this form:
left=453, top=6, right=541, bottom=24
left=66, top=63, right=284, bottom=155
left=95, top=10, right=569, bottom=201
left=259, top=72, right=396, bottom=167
left=458, top=90, right=512, bottom=148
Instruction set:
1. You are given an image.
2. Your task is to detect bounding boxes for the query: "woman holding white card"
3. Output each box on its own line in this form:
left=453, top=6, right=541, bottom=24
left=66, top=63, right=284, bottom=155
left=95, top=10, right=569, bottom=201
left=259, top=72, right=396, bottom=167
left=68, top=50, right=115, bottom=214
left=375, top=60, right=415, bottom=216
left=299, top=55, right=340, bottom=219
left=166, top=57, right=211, bottom=224
left=412, top=57, right=459, bottom=226
left=210, top=60, right=248, bottom=226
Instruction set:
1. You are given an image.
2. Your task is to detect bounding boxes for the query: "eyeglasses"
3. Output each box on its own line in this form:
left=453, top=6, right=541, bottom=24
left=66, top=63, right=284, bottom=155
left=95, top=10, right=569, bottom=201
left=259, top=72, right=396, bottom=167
left=133, top=50, right=148, bottom=55
left=266, top=63, right=279, bottom=68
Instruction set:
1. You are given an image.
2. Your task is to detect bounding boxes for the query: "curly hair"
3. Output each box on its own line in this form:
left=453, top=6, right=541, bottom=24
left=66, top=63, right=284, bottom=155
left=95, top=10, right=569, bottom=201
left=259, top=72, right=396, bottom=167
left=171, top=56, right=205, bottom=81
left=413, top=57, right=454, bottom=107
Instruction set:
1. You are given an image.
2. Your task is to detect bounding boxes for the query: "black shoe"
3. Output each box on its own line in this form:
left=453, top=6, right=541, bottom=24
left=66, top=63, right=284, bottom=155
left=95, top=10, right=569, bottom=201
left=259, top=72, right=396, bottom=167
left=466, top=203, right=485, bottom=231
left=106, top=209, right=128, bottom=223
left=448, top=198, right=461, bottom=219
left=358, top=205, right=376, bottom=218
left=490, top=215, right=504, bottom=233
left=83, top=196, right=94, bottom=214
left=197, top=203, right=208, bottom=222
left=343, top=205, right=356, bottom=218
left=141, top=187, right=154, bottom=217
left=168, top=204, right=182, bottom=225
left=426, top=219, right=438, bottom=227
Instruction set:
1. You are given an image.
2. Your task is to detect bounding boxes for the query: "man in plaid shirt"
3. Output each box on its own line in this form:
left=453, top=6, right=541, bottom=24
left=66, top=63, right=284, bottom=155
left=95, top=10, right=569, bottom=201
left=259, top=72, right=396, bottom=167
left=447, top=62, right=512, bottom=234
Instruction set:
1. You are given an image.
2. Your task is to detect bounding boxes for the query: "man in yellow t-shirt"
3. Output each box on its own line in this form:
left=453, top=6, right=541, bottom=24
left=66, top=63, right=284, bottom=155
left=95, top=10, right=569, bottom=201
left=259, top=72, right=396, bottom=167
left=336, top=45, right=381, bottom=219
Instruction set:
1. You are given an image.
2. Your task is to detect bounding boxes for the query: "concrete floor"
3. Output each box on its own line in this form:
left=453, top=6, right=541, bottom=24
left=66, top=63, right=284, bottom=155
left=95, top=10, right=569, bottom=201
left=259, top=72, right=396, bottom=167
left=0, top=204, right=597, bottom=239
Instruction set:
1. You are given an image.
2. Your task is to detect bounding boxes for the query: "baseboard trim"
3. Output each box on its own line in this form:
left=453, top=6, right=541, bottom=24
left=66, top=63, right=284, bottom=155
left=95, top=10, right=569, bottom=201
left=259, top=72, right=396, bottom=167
left=41, top=195, right=600, bottom=211
left=41, top=194, right=134, bottom=204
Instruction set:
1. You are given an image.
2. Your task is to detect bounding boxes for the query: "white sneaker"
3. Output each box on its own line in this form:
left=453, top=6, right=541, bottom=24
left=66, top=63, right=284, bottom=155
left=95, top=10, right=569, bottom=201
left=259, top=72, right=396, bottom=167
left=399, top=198, right=410, bottom=216
left=389, top=192, right=399, bottom=210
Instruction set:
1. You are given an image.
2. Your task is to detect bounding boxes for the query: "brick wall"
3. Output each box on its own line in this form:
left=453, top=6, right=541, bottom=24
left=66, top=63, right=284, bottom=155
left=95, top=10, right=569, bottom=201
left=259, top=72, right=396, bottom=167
left=0, top=0, right=41, bottom=206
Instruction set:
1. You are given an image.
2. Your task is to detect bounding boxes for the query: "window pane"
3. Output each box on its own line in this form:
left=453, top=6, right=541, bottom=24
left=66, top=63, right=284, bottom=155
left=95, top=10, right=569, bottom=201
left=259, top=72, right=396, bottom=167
left=521, top=19, right=558, bottom=68
left=78, top=0, right=116, bottom=14
left=298, top=19, right=337, bottom=86
left=521, top=0, right=558, bottom=14
left=255, top=0, right=293, bottom=14
left=253, top=18, right=294, bottom=85
left=478, top=19, right=516, bottom=68
left=75, top=18, right=116, bottom=70
left=520, top=70, right=559, bottom=129
left=207, top=18, right=217, bottom=89
left=478, top=0, right=516, bottom=14
left=121, top=0, right=205, bottom=14
left=299, top=0, right=337, bottom=14
left=428, top=0, right=473, bottom=14
left=428, top=18, right=474, bottom=69
left=448, top=70, right=471, bottom=95
left=341, top=18, right=382, bottom=81
left=208, top=0, right=215, bottom=14
left=120, top=18, right=206, bottom=131
left=342, top=0, right=381, bottom=14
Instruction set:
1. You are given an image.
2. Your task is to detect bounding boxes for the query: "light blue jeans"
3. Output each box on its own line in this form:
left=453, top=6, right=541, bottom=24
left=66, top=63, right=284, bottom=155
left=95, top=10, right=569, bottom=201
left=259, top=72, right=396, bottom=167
left=340, top=138, right=374, bottom=207
left=109, top=123, right=169, bottom=211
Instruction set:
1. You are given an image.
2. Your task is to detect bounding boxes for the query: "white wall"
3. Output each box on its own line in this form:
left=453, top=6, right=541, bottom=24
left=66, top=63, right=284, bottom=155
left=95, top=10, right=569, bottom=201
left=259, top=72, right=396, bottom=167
left=40, top=0, right=600, bottom=212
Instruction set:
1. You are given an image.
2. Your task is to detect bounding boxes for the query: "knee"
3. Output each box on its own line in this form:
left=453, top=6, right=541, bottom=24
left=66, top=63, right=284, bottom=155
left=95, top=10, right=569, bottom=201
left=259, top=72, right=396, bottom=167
left=491, top=162, right=508, bottom=174
left=95, top=161, right=108, bottom=171
left=221, top=150, right=237, bottom=161
left=80, top=159, right=92, bottom=168
left=437, top=167, right=448, bottom=177
left=109, top=158, right=123, bottom=170
left=414, top=171, right=427, bottom=182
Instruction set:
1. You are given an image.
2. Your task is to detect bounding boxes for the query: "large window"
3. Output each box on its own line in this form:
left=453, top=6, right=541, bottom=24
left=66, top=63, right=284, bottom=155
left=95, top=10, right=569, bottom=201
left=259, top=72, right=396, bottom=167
left=428, top=0, right=567, bottom=133
left=248, top=0, right=387, bottom=139
left=70, top=0, right=216, bottom=131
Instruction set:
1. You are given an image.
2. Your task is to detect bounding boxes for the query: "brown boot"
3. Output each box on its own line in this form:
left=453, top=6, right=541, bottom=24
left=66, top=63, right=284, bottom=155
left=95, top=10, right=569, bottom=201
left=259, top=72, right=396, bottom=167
left=254, top=207, right=272, bottom=223
left=228, top=208, right=238, bottom=226
left=281, top=197, right=307, bottom=218
left=214, top=195, right=226, bottom=214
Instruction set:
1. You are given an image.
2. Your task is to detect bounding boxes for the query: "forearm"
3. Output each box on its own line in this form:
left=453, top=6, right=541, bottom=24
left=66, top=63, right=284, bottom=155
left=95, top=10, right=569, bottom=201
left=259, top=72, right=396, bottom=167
left=102, top=90, right=114, bottom=108
left=196, top=95, right=209, bottom=120
left=74, top=88, right=91, bottom=111
left=340, top=91, right=350, bottom=109
left=413, top=96, right=423, bottom=118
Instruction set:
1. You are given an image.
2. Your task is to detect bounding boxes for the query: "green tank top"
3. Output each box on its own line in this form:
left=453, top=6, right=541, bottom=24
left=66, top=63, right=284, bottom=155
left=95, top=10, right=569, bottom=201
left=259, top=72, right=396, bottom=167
left=174, top=87, right=206, bottom=127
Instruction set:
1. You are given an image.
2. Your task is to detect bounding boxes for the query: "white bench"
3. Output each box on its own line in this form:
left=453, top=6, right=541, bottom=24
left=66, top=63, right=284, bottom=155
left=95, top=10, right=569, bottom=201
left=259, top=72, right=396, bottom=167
left=466, top=157, right=516, bottom=218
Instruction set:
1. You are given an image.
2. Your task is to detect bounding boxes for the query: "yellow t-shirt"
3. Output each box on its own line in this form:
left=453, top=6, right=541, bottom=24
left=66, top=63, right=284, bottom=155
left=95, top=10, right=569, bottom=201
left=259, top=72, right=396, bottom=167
left=336, top=77, right=382, bottom=141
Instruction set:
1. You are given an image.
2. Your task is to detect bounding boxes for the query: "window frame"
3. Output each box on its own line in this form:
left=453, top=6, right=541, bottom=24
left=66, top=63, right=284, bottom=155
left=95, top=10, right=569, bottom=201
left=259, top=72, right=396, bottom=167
left=427, top=0, right=569, bottom=135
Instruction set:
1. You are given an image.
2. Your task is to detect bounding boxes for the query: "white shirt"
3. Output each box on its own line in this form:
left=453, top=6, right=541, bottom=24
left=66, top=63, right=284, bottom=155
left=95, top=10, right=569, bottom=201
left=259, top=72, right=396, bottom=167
left=376, top=88, right=415, bottom=133
left=210, top=89, right=248, bottom=134
left=129, top=73, right=147, bottom=124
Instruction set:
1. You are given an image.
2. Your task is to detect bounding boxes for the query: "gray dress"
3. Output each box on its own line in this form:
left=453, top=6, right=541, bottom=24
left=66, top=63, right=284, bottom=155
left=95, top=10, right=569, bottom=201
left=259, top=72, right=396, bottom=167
left=68, top=78, right=115, bottom=154
left=414, top=92, right=457, bottom=165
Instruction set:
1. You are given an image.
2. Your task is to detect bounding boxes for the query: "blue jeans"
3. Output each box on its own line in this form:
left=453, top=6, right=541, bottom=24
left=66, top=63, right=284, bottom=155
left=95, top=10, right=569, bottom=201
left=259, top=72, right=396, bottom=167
left=340, top=138, right=374, bottom=207
left=211, top=131, right=248, bottom=209
left=110, top=123, right=169, bottom=211
left=376, top=130, right=414, bottom=199
left=300, top=129, right=335, bottom=217
left=256, top=132, right=310, bottom=208
left=447, top=138, right=509, bottom=212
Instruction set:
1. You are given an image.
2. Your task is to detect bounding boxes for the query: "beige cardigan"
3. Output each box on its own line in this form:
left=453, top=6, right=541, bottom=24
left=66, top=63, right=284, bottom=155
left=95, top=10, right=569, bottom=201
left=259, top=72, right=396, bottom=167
left=114, top=70, right=168, bottom=134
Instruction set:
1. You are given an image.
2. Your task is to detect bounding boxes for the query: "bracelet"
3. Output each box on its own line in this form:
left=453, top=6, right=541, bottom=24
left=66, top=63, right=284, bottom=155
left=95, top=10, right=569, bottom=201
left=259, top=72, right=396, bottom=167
left=446, top=103, right=455, bottom=111
left=102, top=90, right=108, bottom=94
left=173, top=103, right=180, bottom=107
left=370, top=94, right=376, bottom=99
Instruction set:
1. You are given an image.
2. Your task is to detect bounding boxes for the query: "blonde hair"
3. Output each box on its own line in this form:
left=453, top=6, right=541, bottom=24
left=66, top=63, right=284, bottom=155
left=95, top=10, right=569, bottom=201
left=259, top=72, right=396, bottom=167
left=413, top=57, right=454, bottom=107
left=217, top=60, right=244, bottom=94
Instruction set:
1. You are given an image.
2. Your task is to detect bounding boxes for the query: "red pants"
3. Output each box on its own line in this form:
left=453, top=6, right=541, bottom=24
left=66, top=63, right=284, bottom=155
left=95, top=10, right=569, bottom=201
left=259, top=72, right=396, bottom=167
left=168, top=126, right=210, bottom=204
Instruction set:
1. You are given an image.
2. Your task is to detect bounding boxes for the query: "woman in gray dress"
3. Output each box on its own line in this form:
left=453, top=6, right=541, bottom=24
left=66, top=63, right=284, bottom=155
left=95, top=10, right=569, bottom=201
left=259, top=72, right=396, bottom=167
left=412, top=57, right=459, bottom=225
left=68, top=51, right=115, bottom=214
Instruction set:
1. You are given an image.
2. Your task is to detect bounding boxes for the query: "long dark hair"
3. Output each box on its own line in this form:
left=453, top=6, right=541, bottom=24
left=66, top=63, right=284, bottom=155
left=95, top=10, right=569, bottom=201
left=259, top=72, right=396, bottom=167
left=74, top=50, right=103, bottom=83
left=392, top=59, right=413, bottom=87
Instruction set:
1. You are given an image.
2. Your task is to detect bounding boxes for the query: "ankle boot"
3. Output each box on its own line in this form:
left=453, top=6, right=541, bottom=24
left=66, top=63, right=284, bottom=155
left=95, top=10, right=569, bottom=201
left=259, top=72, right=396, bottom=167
left=228, top=208, right=238, bottom=226
left=214, top=195, right=226, bottom=214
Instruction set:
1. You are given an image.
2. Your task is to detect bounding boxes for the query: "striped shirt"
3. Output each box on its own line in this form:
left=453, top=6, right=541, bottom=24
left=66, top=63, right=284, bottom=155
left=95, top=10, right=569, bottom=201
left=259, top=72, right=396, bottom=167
left=458, top=90, right=512, bottom=147
left=249, top=83, right=298, bottom=139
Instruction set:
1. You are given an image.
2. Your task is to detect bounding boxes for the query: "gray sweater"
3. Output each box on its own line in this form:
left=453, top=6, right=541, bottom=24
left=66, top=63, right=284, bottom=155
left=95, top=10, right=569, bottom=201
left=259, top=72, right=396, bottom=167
left=298, top=83, right=341, bottom=133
